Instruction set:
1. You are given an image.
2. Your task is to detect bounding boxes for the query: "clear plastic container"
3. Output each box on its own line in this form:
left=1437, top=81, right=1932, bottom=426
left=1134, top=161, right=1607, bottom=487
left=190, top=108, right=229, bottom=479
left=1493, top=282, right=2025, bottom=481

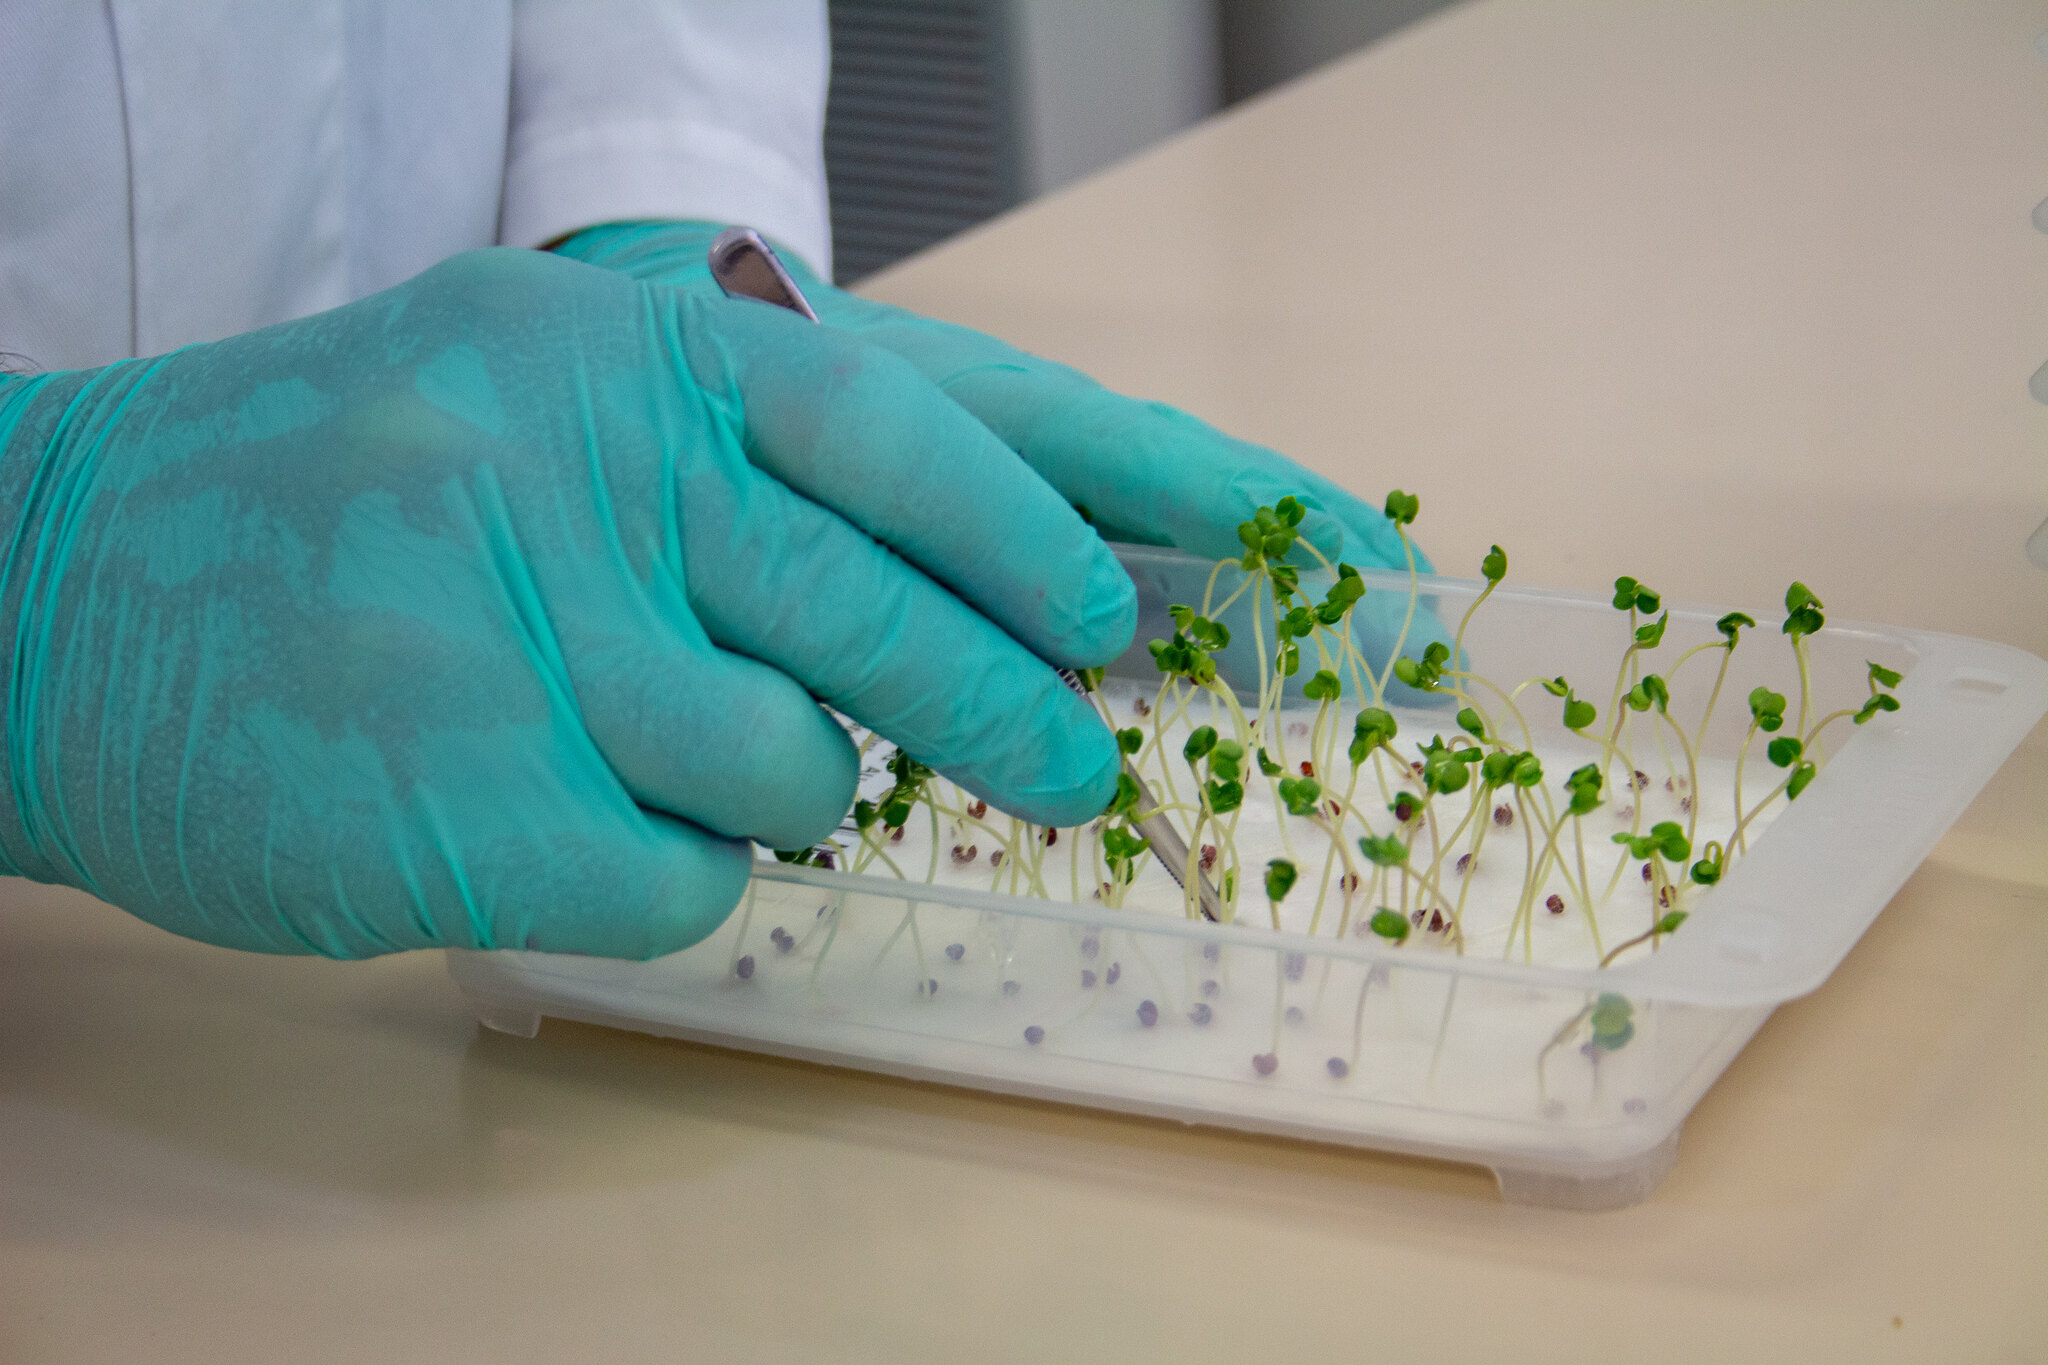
left=448, top=548, right=2047, bottom=1208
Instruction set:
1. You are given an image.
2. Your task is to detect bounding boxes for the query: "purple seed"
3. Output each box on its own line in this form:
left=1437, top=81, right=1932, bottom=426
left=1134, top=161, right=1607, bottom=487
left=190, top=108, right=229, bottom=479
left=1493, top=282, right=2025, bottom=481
left=1643, top=863, right=1654, bottom=883
left=924, top=978, right=938, bottom=996
left=1105, top=962, right=1121, bottom=985
left=735, top=955, right=755, bottom=979
left=1285, top=1005, right=1304, bottom=1024
left=1409, top=907, right=1426, bottom=927
left=945, top=942, right=965, bottom=961
left=1202, top=979, right=1220, bottom=998
left=1633, top=770, right=1649, bottom=790
left=1546, top=894, right=1565, bottom=915
left=1455, top=853, right=1474, bottom=876
left=1024, top=1025, right=1045, bottom=1045
left=1494, top=804, right=1513, bottom=827
left=1001, top=979, right=1021, bottom=996
left=1080, top=934, right=1100, bottom=959
left=1137, top=1000, right=1159, bottom=1027
left=990, top=849, right=1003, bottom=867
left=816, top=850, right=835, bottom=870
left=1327, top=1057, right=1349, bottom=1079
left=1428, top=909, right=1445, bottom=932
left=1283, top=951, right=1306, bottom=982
left=1189, top=1003, right=1213, bottom=1026
left=1080, top=969, right=1097, bottom=989
left=1252, top=1052, right=1278, bottom=1076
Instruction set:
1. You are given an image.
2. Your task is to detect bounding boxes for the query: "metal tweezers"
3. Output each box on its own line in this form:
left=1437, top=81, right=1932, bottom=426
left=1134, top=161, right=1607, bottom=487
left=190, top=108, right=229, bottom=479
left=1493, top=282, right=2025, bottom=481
left=709, top=227, right=1224, bottom=921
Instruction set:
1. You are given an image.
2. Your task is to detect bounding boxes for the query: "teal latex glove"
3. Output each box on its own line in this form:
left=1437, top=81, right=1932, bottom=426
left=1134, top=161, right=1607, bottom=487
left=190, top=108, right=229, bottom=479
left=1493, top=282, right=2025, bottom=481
left=553, top=222, right=1435, bottom=575
left=0, top=249, right=1133, bottom=958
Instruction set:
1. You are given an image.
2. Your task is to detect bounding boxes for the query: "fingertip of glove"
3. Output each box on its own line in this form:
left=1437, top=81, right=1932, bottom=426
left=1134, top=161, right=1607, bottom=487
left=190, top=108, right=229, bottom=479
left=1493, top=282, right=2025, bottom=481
left=1069, top=545, right=1139, bottom=664
left=997, top=719, right=1121, bottom=828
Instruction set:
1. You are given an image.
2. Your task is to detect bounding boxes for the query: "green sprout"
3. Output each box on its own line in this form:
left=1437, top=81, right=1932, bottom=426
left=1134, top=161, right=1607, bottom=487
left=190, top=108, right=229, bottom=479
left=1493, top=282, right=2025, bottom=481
left=1589, top=993, right=1634, bottom=1051
left=1116, top=726, right=1143, bottom=756
left=1369, top=908, right=1410, bottom=943
left=1358, top=833, right=1409, bottom=867
left=1612, top=576, right=1661, bottom=614
left=1391, top=640, right=1451, bottom=691
left=1265, top=858, right=1299, bottom=903
left=1782, top=582, right=1825, bottom=638
left=1302, top=668, right=1343, bottom=701
left=1613, top=821, right=1691, bottom=863
left=1481, top=544, right=1507, bottom=584
left=1278, top=775, right=1322, bottom=817
left=1748, top=686, right=1788, bottom=732
left=1626, top=673, right=1671, bottom=713
left=1383, top=489, right=1420, bottom=525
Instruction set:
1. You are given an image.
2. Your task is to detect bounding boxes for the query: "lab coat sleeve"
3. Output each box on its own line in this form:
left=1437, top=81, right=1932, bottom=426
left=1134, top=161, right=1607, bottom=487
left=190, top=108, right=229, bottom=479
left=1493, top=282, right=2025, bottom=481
left=501, top=0, right=832, bottom=279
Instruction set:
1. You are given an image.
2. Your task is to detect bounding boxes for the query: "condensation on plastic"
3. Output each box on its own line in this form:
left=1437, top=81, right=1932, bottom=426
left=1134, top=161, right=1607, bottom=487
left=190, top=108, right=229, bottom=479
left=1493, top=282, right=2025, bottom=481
left=447, top=547, right=2048, bottom=1209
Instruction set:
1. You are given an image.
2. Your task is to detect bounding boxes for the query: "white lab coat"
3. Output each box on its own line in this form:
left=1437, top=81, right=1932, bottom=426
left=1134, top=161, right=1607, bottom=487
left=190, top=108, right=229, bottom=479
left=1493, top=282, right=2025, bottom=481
left=0, top=0, right=831, bottom=372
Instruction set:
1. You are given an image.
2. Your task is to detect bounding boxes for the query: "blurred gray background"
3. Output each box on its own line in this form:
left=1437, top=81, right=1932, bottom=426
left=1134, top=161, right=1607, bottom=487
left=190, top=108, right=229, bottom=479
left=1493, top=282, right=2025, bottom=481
left=826, top=0, right=1463, bottom=282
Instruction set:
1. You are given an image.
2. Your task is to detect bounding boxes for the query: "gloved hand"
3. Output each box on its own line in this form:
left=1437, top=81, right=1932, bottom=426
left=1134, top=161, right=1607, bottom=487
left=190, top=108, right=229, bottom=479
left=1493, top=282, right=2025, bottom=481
left=553, top=221, right=1434, bottom=576
left=0, top=249, right=1133, bottom=958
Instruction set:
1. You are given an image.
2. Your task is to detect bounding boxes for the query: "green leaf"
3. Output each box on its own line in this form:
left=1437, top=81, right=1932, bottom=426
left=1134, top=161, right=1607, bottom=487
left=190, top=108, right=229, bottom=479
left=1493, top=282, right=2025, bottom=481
left=1748, top=687, right=1787, bottom=732
left=1210, top=750, right=1242, bottom=782
left=1540, top=676, right=1570, bottom=698
left=1690, top=857, right=1722, bottom=885
left=1563, top=697, right=1597, bottom=731
left=1264, top=858, right=1299, bottom=902
left=1639, top=673, right=1670, bottom=713
left=1116, top=726, right=1143, bottom=755
left=1590, top=993, right=1634, bottom=1049
left=1456, top=707, right=1486, bottom=739
left=1357, top=833, right=1409, bottom=867
left=1716, top=611, right=1755, bottom=643
left=1766, top=736, right=1803, bottom=768
left=1205, top=778, right=1244, bottom=814
left=1256, top=746, right=1284, bottom=777
left=1302, top=669, right=1342, bottom=701
left=1656, top=910, right=1689, bottom=935
left=1634, top=612, right=1669, bottom=648
left=1854, top=693, right=1901, bottom=724
left=1278, top=776, right=1322, bottom=817
left=1786, top=761, right=1817, bottom=800
left=882, top=800, right=913, bottom=828
left=853, top=799, right=878, bottom=831
left=1106, top=772, right=1143, bottom=817
left=1183, top=725, right=1218, bottom=765
left=1612, top=576, right=1640, bottom=610
left=1368, top=908, right=1410, bottom=943
left=1276, top=495, right=1306, bottom=527
left=1480, top=544, right=1507, bottom=583
left=1868, top=660, right=1903, bottom=689
left=1511, top=752, right=1545, bottom=788
left=1383, top=489, right=1420, bottom=525
left=1354, top=707, right=1398, bottom=750
left=1651, top=821, right=1690, bottom=861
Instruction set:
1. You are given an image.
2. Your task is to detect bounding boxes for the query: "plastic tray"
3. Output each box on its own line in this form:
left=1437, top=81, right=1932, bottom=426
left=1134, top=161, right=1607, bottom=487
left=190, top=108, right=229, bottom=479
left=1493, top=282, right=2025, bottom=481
left=447, top=549, right=2047, bottom=1209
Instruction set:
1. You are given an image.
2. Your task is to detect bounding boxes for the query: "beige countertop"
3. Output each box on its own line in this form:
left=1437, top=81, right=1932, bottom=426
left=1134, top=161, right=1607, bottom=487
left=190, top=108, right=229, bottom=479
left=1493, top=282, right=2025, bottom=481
left=4, top=2, right=2044, bottom=1360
